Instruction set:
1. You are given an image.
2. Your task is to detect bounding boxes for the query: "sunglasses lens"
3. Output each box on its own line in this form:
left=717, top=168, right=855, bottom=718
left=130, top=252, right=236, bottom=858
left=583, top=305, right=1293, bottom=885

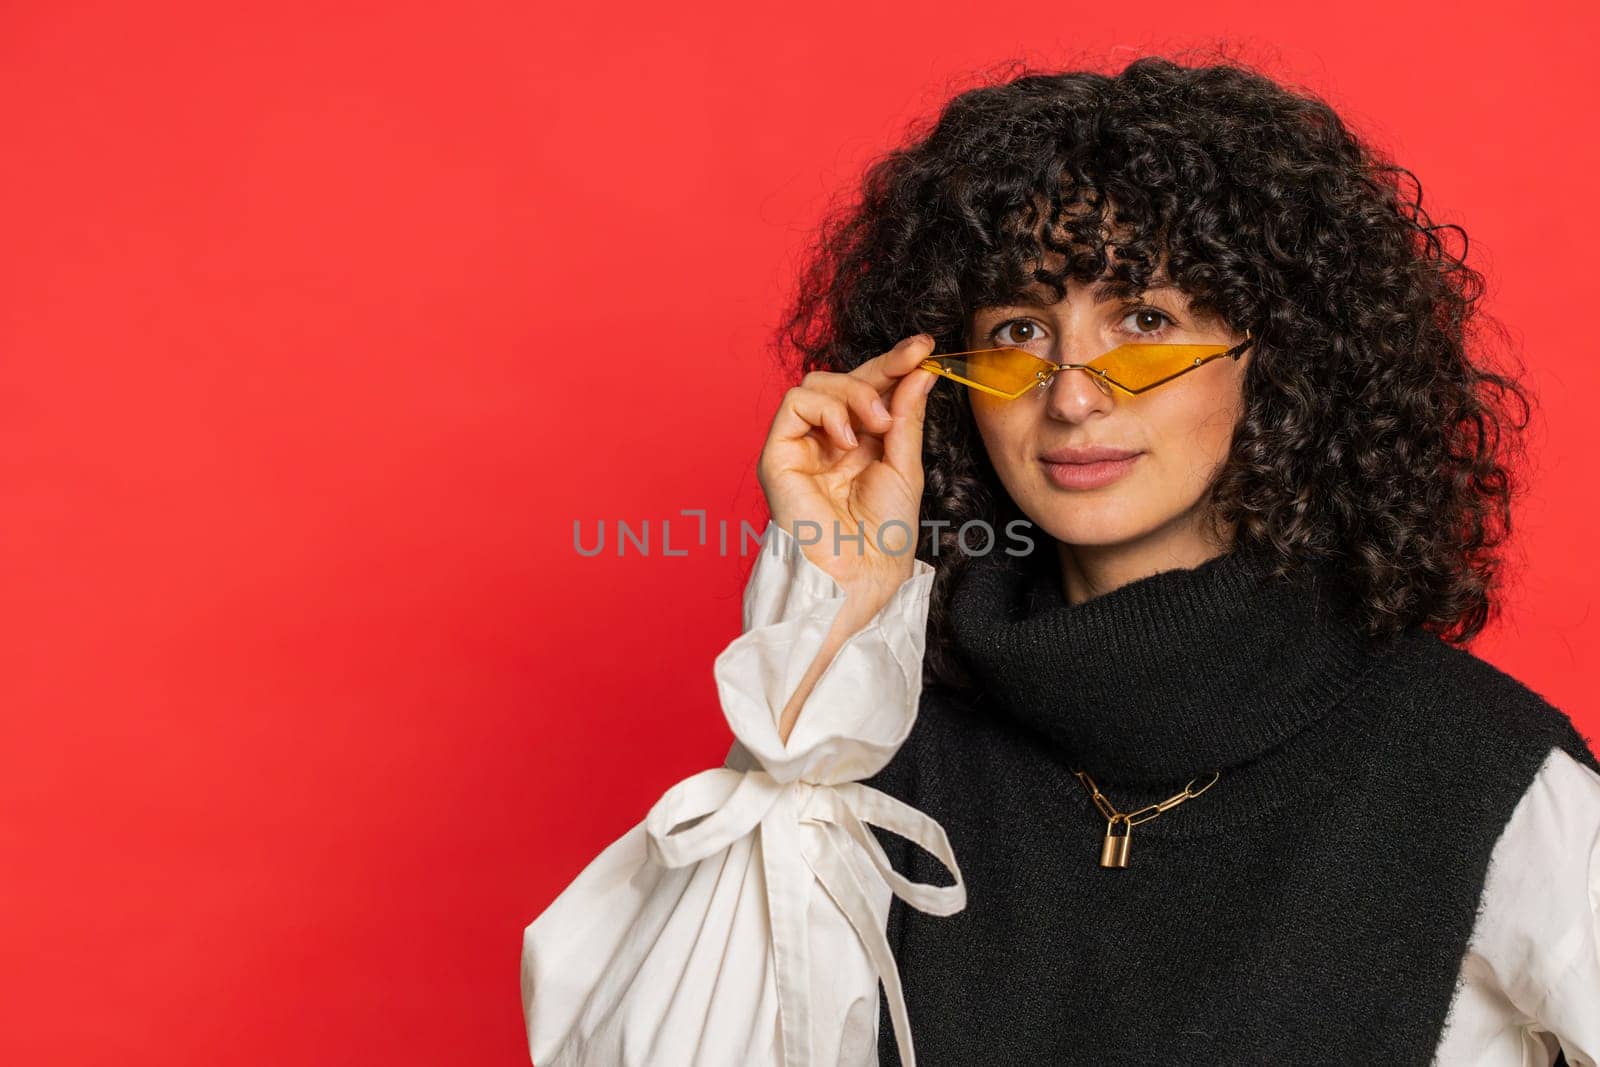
left=1091, top=344, right=1231, bottom=392
left=920, top=348, right=1054, bottom=397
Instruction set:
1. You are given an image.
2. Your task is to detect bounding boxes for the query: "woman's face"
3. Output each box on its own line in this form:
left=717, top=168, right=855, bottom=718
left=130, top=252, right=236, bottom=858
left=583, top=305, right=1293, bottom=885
left=965, top=274, right=1252, bottom=555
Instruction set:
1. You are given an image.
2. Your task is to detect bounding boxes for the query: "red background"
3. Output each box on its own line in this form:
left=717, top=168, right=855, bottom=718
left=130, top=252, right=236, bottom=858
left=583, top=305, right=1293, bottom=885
left=2, top=2, right=1596, bottom=1064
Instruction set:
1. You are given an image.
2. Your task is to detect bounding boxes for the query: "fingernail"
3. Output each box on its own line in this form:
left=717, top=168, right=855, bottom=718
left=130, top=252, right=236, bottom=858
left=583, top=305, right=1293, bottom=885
left=871, top=398, right=891, bottom=422
left=844, top=425, right=858, bottom=446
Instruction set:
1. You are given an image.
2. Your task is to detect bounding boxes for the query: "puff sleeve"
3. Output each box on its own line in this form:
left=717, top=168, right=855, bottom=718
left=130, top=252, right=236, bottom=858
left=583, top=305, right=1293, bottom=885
left=520, top=520, right=965, bottom=1067
left=1434, top=745, right=1600, bottom=1066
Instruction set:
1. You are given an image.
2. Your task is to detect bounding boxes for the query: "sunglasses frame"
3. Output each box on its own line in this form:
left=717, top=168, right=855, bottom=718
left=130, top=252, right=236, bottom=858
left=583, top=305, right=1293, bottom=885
left=919, top=328, right=1255, bottom=400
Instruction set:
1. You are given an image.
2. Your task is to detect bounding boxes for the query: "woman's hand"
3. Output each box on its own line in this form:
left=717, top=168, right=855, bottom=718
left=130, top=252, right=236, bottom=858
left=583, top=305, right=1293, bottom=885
left=757, top=333, right=939, bottom=608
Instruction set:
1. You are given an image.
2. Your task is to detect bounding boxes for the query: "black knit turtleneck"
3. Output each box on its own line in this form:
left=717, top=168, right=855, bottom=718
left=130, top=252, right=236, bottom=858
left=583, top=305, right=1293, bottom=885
left=861, top=538, right=1599, bottom=1066
left=954, top=535, right=1388, bottom=779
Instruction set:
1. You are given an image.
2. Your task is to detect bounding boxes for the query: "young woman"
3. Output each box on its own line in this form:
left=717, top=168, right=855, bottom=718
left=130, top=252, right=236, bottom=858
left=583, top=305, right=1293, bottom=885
left=524, top=56, right=1600, bottom=1066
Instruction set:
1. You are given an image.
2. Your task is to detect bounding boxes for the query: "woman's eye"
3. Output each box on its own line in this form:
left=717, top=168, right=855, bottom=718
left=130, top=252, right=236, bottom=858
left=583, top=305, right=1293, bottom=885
left=991, top=319, right=1042, bottom=345
left=1123, top=307, right=1175, bottom=335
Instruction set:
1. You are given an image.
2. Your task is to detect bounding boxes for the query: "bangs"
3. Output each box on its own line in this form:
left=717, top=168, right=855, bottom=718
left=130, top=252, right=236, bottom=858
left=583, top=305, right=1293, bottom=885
left=971, top=178, right=1187, bottom=313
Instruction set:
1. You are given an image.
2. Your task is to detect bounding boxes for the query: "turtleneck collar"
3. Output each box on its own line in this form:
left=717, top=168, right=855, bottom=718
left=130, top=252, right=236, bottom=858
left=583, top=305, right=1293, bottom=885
left=948, top=534, right=1391, bottom=789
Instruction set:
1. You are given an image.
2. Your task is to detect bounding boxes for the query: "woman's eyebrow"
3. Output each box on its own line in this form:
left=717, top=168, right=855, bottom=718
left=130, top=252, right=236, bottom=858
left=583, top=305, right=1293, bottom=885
left=983, top=281, right=1187, bottom=311
left=1092, top=280, right=1185, bottom=305
left=985, top=290, right=1056, bottom=310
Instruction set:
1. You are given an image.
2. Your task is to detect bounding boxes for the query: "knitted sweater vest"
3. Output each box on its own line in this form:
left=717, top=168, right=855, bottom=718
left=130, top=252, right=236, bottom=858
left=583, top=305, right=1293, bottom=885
left=862, top=537, right=1599, bottom=1066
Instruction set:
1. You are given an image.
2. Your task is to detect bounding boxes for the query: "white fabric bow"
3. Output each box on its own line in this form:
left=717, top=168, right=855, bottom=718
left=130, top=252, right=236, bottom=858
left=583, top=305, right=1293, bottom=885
left=645, top=764, right=965, bottom=1067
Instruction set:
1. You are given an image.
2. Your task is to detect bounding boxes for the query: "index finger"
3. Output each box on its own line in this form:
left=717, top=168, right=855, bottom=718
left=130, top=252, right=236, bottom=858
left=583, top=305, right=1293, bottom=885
left=848, top=334, right=937, bottom=393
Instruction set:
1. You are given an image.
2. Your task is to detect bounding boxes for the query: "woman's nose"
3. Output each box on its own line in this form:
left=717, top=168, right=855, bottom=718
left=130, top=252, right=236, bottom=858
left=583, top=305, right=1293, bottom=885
left=1042, top=359, right=1116, bottom=414
left=1053, top=362, right=1115, bottom=397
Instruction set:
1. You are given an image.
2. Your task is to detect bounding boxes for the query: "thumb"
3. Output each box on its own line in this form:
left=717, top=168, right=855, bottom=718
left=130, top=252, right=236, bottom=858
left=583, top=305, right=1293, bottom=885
left=882, top=351, right=938, bottom=481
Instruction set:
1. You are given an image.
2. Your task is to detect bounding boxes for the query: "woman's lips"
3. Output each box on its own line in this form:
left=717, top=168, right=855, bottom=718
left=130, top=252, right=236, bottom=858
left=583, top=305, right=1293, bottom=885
left=1041, top=453, right=1143, bottom=489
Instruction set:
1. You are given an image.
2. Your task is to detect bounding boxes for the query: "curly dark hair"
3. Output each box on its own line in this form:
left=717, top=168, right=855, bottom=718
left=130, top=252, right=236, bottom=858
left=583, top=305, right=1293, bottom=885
left=772, top=49, right=1534, bottom=693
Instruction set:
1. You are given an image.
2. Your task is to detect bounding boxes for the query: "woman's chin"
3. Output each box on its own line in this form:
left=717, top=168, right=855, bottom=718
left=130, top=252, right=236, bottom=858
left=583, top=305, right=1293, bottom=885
left=1025, top=504, right=1155, bottom=550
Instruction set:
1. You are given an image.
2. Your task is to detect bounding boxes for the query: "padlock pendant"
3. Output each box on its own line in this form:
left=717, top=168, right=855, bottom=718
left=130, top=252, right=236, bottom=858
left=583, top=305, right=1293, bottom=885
left=1100, top=816, right=1131, bottom=868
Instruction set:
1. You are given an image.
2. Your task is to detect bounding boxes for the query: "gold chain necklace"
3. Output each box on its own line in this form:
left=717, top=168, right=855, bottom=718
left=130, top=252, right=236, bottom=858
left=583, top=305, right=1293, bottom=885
left=1073, top=769, right=1221, bottom=868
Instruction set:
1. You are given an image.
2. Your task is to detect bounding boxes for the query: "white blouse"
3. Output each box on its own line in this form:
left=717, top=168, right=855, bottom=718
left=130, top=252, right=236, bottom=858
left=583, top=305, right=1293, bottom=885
left=521, top=520, right=1600, bottom=1067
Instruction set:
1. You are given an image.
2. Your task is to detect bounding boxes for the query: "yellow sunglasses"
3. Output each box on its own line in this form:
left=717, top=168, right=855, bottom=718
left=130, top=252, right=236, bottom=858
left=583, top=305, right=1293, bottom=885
left=919, top=329, right=1254, bottom=400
